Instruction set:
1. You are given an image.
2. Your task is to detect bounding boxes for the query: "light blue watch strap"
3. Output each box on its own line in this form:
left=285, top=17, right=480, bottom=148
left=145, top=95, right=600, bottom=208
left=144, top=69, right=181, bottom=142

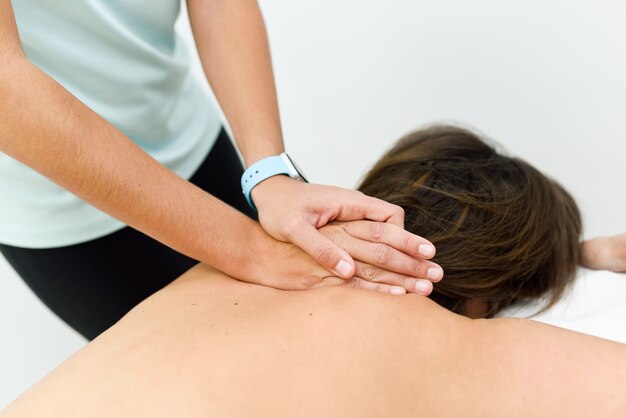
left=241, top=154, right=293, bottom=210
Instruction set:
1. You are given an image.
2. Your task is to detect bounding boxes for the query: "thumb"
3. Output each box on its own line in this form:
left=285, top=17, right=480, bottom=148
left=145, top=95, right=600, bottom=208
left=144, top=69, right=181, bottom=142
left=289, top=223, right=356, bottom=279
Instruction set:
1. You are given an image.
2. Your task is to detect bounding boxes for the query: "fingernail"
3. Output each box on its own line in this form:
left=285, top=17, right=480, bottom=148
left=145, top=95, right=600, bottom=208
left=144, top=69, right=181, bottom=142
left=426, top=267, right=443, bottom=281
left=390, top=287, right=406, bottom=295
left=418, top=244, right=435, bottom=257
left=415, top=281, right=431, bottom=294
left=335, top=260, right=353, bottom=277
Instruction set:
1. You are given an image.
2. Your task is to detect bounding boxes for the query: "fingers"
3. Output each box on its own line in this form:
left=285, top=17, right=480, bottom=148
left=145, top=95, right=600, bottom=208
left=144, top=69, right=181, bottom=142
left=284, top=222, right=356, bottom=279
left=357, top=194, right=406, bottom=228
left=340, top=220, right=436, bottom=260
left=354, top=261, right=434, bottom=295
left=581, top=234, right=626, bottom=272
left=341, top=232, right=443, bottom=282
left=332, top=190, right=405, bottom=228
left=342, top=277, right=408, bottom=295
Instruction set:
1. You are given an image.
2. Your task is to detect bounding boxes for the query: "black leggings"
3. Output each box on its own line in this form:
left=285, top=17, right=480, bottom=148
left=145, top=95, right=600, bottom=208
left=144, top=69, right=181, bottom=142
left=0, top=128, right=256, bottom=341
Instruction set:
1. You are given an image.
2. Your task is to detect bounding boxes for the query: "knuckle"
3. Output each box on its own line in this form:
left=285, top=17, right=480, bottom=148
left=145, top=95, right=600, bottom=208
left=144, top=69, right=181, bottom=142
left=344, top=278, right=361, bottom=289
left=320, top=228, right=340, bottom=245
left=369, top=222, right=386, bottom=242
left=361, top=263, right=381, bottom=282
left=401, top=277, right=415, bottom=290
left=313, top=244, right=334, bottom=265
left=282, top=219, right=301, bottom=239
left=301, top=274, right=323, bottom=289
left=404, top=235, right=419, bottom=254
left=354, top=278, right=368, bottom=290
left=375, top=284, right=388, bottom=294
left=411, top=260, right=424, bottom=277
left=373, top=244, right=392, bottom=266
left=335, top=222, right=351, bottom=236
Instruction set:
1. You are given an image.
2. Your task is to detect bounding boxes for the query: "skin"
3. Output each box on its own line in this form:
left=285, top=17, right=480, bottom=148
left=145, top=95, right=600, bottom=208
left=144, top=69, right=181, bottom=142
left=583, top=233, right=626, bottom=273
left=2, top=264, right=625, bottom=418
left=0, top=0, right=442, bottom=293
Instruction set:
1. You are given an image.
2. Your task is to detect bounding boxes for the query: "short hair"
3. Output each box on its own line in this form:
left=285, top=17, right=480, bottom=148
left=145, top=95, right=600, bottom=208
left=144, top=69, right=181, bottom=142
left=358, top=125, right=582, bottom=317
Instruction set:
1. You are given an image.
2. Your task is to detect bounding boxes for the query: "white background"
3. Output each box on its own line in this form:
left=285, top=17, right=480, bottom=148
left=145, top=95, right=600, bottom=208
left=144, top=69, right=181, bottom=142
left=1, top=0, right=626, bottom=408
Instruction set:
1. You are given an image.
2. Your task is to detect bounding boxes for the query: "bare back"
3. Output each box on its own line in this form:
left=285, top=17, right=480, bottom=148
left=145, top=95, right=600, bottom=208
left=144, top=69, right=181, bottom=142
left=3, top=263, right=626, bottom=417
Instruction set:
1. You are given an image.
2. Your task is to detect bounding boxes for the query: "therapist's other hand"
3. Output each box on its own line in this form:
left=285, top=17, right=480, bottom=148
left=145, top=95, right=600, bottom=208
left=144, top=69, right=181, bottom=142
left=251, top=176, right=442, bottom=290
left=251, top=226, right=434, bottom=296
left=318, top=221, right=442, bottom=295
left=582, top=233, right=626, bottom=272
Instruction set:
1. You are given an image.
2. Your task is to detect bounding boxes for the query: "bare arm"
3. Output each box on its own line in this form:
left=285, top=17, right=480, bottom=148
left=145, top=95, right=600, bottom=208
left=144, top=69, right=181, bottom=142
left=1, top=0, right=441, bottom=293
left=0, top=0, right=278, bottom=282
left=186, top=0, right=283, bottom=167
left=184, top=0, right=443, bottom=289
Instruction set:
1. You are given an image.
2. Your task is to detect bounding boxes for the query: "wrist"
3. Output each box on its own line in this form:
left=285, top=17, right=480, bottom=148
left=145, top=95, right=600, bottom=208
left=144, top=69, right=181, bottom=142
left=241, top=152, right=307, bottom=210
left=242, top=225, right=281, bottom=281
left=250, top=174, right=295, bottom=204
left=243, top=223, right=330, bottom=290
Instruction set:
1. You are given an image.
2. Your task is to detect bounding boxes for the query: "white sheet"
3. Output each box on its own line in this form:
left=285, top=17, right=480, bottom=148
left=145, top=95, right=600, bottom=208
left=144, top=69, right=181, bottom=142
left=499, top=268, right=626, bottom=344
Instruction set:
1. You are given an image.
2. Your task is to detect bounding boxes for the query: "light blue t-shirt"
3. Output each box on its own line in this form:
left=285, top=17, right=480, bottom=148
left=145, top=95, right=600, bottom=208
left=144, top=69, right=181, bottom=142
left=0, top=0, right=222, bottom=248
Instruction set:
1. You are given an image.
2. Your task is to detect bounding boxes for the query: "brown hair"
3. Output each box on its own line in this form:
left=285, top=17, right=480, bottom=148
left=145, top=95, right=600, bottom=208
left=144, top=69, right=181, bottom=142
left=358, top=125, right=582, bottom=317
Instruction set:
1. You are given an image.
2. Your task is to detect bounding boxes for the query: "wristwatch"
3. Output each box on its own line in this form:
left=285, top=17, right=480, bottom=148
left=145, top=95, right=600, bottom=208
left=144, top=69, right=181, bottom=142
left=241, top=152, right=308, bottom=210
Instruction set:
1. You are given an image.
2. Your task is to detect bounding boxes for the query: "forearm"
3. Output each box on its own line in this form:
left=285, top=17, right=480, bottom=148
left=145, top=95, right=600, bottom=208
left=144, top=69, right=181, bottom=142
left=187, top=0, right=284, bottom=166
left=0, top=57, right=267, bottom=280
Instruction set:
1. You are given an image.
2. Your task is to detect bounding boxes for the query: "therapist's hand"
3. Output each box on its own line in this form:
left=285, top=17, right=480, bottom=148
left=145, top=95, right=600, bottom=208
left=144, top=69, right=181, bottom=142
left=249, top=221, right=438, bottom=295
left=251, top=176, right=443, bottom=292
left=317, top=220, right=442, bottom=295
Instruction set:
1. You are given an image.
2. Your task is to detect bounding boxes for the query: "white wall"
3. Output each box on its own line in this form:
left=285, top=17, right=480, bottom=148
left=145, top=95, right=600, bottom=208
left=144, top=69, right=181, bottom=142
left=1, top=0, right=625, bottom=409
left=261, top=0, right=626, bottom=238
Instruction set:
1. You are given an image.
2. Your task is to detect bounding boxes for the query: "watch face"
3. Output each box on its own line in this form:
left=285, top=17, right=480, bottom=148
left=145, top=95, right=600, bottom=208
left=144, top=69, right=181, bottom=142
left=283, top=153, right=308, bottom=183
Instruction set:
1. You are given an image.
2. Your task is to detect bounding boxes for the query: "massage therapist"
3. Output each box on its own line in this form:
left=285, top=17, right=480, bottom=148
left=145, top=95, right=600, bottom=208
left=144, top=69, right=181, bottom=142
left=0, top=0, right=442, bottom=340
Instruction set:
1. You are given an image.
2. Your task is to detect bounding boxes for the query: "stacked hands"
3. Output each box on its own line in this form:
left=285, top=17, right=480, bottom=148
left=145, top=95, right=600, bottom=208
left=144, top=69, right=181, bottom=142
left=248, top=176, right=625, bottom=296
left=249, top=176, right=443, bottom=295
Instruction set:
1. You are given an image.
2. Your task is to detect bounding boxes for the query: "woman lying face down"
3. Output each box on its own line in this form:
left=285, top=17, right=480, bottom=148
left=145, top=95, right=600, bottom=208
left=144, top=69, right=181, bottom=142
left=4, top=127, right=626, bottom=418
left=359, top=125, right=581, bottom=318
